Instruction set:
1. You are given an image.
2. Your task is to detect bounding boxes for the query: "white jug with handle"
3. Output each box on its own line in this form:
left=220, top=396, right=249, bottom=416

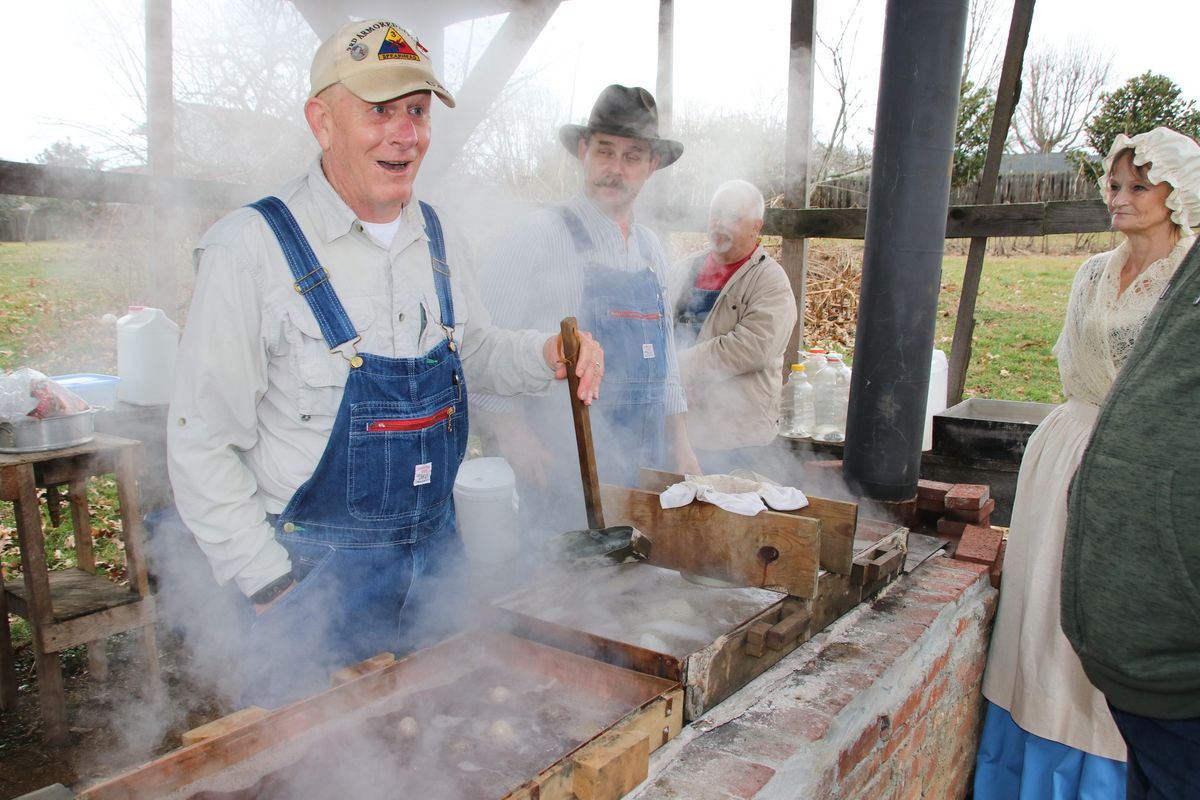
left=116, top=306, right=179, bottom=406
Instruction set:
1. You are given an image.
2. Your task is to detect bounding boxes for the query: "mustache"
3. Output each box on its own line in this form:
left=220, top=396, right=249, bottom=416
left=593, top=175, right=628, bottom=191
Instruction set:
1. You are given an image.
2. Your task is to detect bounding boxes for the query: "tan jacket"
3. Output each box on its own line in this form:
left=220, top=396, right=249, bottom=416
left=673, top=245, right=797, bottom=450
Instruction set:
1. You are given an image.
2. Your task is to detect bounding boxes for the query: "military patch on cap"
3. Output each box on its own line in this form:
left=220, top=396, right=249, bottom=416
left=378, top=26, right=420, bottom=62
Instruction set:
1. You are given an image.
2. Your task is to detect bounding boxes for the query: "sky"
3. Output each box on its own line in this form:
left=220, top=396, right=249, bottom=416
left=2, top=0, right=1198, bottom=166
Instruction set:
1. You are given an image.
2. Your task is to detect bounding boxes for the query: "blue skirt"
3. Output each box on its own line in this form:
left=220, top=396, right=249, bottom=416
left=974, top=702, right=1127, bottom=799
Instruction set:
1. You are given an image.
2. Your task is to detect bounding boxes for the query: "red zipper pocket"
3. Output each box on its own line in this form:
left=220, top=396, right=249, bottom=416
left=608, top=310, right=662, bottom=320
left=366, top=405, right=455, bottom=432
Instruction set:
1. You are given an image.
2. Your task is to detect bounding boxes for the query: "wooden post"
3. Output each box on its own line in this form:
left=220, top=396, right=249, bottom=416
left=656, top=0, right=674, bottom=133
left=146, top=0, right=177, bottom=313
left=947, top=0, right=1037, bottom=404
left=782, top=0, right=816, bottom=370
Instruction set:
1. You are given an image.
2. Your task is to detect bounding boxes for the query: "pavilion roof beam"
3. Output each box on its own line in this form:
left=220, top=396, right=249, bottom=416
left=421, top=0, right=563, bottom=180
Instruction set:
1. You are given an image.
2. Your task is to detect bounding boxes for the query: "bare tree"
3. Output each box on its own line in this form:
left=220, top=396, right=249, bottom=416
left=1011, top=41, right=1113, bottom=154
left=811, top=0, right=869, bottom=194
left=962, top=0, right=1007, bottom=90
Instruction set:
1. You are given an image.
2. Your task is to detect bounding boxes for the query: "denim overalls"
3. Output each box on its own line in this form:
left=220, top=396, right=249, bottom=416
left=241, top=196, right=468, bottom=706
left=676, top=283, right=721, bottom=350
left=560, top=206, right=668, bottom=486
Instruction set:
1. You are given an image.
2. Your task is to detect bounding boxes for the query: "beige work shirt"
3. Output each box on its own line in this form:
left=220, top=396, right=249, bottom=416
left=167, top=158, right=554, bottom=596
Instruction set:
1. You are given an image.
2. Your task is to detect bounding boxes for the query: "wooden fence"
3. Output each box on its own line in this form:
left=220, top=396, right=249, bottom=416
left=811, top=170, right=1099, bottom=209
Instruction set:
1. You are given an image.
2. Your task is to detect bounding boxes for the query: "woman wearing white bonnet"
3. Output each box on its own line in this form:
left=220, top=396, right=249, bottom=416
left=974, top=126, right=1200, bottom=800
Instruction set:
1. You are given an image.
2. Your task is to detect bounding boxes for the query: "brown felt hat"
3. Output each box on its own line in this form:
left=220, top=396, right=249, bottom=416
left=559, top=84, right=683, bottom=168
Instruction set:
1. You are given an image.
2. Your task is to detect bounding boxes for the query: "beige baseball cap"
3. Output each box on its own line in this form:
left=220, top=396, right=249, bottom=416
left=310, top=19, right=455, bottom=107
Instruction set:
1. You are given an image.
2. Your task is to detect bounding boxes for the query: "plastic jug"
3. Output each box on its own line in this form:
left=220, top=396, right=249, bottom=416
left=923, top=349, right=949, bottom=451
left=812, top=353, right=850, bottom=443
left=779, top=364, right=814, bottom=438
left=803, top=347, right=827, bottom=379
left=453, top=457, right=521, bottom=564
left=116, top=306, right=179, bottom=406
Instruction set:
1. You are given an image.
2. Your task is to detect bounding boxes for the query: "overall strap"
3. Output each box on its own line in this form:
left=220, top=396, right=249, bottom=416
left=248, top=196, right=359, bottom=355
left=419, top=201, right=454, bottom=330
left=555, top=205, right=593, bottom=254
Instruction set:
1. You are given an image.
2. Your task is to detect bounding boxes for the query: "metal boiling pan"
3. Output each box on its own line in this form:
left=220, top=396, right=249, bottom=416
left=0, top=408, right=96, bottom=453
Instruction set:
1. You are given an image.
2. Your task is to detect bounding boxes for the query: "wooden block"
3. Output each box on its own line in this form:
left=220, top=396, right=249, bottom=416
left=917, top=479, right=954, bottom=501
left=766, top=609, right=811, bottom=651
left=573, top=729, right=650, bottom=800
left=944, top=497, right=995, bottom=523
left=181, top=706, right=269, bottom=746
left=954, top=525, right=1004, bottom=566
left=745, top=620, right=772, bottom=658
left=945, top=483, right=990, bottom=510
left=601, top=484, right=821, bottom=598
left=330, top=652, right=395, bottom=687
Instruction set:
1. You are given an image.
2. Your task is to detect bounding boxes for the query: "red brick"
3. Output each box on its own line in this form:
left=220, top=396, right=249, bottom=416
left=945, top=483, right=990, bottom=509
left=837, top=715, right=887, bottom=779
left=917, top=479, right=954, bottom=501
left=937, top=517, right=969, bottom=536
left=944, top=497, right=996, bottom=523
left=990, top=537, right=1008, bottom=588
left=917, top=495, right=947, bottom=513
left=891, top=683, right=925, bottom=732
left=955, top=525, right=1004, bottom=566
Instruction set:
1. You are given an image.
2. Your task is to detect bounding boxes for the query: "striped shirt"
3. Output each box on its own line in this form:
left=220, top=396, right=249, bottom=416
left=472, top=192, right=687, bottom=415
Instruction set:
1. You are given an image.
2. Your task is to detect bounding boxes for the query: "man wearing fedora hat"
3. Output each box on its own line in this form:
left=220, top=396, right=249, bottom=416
left=473, top=84, right=699, bottom=532
left=166, top=19, right=605, bottom=706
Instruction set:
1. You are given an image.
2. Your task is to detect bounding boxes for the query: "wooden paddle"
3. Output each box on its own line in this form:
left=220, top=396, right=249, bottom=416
left=560, top=316, right=605, bottom=531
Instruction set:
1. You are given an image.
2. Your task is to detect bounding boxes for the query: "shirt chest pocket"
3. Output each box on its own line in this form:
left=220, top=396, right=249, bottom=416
left=280, top=299, right=376, bottom=418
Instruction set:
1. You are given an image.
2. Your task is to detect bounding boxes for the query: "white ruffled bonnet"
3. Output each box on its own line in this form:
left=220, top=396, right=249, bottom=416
left=1103, top=127, right=1200, bottom=234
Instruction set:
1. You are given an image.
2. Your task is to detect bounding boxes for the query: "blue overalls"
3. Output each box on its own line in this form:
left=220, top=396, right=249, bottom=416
left=241, top=197, right=468, bottom=707
left=676, top=284, right=721, bottom=350
left=560, top=206, right=668, bottom=486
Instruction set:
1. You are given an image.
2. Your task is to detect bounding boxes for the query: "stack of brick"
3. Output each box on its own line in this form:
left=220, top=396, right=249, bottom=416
left=915, top=480, right=1005, bottom=587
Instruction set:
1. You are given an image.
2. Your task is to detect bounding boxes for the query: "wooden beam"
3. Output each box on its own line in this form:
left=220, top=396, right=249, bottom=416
left=146, top=0, right=177, bottom=310
left=947, top=0, right=1037, bottom=404
left=421, top=0, right=562, bottom=179
left=782, top=0, right=816, bottom=364
left=0, top=160, right=258, bottom=208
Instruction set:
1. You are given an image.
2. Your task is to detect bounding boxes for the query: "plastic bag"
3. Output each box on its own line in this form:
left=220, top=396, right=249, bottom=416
left=0, top=368, right=90, bottom=422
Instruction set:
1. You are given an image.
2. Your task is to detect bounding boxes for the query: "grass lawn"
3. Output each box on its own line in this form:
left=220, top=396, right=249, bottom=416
left=936, top=248, right=1082, bottom=404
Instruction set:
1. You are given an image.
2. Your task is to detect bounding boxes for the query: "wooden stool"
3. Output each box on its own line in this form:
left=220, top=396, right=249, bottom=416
left=0, top=433, right=159, bottom=745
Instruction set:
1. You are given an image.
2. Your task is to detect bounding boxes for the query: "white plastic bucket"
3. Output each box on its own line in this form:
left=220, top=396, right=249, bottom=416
left=923, top=349, right=949, bottom=451
left=453, top=457, right=521, bottom=564
left=116, top=306, right=179, bottom=406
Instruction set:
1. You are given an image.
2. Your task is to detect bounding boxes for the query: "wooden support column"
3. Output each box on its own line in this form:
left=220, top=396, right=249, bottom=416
left=947, top=0, right=1037, bottom=404
left=656, top=0, right=674, bottom=132
left=783, top=0, right=816, bottom=369
left=652, top=0, right=675, bottom=210
left=146, top=0, right=177, bottom=312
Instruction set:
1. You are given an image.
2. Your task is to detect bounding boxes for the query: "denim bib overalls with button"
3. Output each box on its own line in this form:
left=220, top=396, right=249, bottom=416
left=242, top=196, right=467, bottom=706
left=559, top=206, right=668, bottom=485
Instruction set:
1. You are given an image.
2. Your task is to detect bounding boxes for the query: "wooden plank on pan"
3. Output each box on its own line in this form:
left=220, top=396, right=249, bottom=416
left=601, top=484, right=820, bottom=598
left=638, top=468, right=857, bottom=576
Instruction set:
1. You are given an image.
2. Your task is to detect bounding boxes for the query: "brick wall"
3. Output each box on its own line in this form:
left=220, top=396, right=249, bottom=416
left=629, top=557, right=997, bottom=799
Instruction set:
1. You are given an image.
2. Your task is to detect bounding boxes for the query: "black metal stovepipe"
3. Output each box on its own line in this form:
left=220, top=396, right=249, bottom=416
left=842, top=0, right=969, bottom=502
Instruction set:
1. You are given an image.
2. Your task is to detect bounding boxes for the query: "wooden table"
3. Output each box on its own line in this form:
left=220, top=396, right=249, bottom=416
left=0, top=433, right=158, bottom=745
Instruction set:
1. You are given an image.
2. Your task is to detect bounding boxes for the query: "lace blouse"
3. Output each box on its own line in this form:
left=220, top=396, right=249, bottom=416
left=1055, top=236, right=1195, bottom=406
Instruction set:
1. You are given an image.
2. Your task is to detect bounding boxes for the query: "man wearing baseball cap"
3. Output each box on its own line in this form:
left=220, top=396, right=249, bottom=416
left=472, top=84, right=700, bottom=533
left=167, top=19, right=604, bottom=706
